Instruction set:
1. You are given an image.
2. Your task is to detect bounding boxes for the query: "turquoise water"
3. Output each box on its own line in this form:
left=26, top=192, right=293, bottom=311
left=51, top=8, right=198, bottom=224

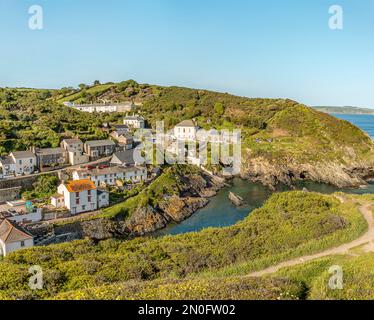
left=158, top=114, right=374, bottom=236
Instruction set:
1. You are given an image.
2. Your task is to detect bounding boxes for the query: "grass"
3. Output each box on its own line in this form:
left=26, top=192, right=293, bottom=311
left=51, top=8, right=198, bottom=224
left=52, top=276, right=304, bottom=300
left=56, top=84, right=116, bottom=103
left=0, top=191, right=367, bottom=299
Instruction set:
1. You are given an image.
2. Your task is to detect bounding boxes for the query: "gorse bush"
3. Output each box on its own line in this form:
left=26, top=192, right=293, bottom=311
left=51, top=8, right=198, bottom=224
left=0, top=191, right=366, bottom=299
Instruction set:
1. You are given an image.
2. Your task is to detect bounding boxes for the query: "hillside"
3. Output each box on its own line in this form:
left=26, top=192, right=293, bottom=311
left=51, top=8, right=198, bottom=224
left=1, top=81, right=374, bottom=188
left=55, top=81, right=374, bottom=188
left=0, top=191, right=367, bottom=299
left=313, top=106, right=374, bottom=115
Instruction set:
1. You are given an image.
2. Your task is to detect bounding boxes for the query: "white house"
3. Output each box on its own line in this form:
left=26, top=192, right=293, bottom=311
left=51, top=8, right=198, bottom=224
left=72, top=166, right=147, bottom=187
left=51, top=179, right=98, bottom=215
left=97, top=189, right=110, bottom=208
left=0, top=151, right=36, bottom=177
left=0, top=219, right=34, bottom=257
left=123, top=115, right=145, bottom=129
left=174, top=120, right=199, bottom=141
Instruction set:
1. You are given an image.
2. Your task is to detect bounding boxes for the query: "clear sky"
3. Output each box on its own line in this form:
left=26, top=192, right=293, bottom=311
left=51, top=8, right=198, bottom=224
left=1, top=0, right=374, bottom=107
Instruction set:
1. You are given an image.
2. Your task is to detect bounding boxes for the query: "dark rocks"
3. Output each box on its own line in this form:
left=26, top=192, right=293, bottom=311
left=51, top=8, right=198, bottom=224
left=229, top=192, right=246, bottom=207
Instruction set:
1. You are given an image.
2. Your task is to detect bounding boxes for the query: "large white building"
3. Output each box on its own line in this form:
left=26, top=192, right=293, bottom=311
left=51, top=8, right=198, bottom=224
left=0, top=219, right=34, bottom=257
left=72, top=166, right=147, bottom=187
left=123, top=115, right=145, bottom=129
left=0, top=151, right=37, bottom=178
left=65, top=102, right=135, bottom=113
left=174, top=120, right=199, bottom=141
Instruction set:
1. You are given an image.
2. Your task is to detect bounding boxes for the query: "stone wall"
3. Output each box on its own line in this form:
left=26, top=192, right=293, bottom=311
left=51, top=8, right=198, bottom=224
left=0, top=186, right=22, bottom=203
left=0, top=172, right=58, bottom=190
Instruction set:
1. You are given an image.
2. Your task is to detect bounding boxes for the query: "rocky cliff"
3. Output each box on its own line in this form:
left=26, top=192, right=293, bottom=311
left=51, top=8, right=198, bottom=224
left=54, top=169, right=225, bottom=240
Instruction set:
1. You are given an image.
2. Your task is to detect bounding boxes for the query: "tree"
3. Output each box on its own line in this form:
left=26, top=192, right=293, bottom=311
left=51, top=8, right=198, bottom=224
left=214, top=102, right=225, bottom=116
left=93, top=80, right=101, bottom=86
left=78, top=83, right=87, bottom=90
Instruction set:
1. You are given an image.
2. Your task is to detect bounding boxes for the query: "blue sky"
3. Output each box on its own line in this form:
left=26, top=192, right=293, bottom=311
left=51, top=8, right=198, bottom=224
left=0, top=0, right=374, bottom=107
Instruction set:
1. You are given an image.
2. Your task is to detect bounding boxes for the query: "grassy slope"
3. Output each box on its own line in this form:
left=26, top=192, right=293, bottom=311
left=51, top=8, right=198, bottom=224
left=52, top=277, right=304, bottom=300
left=273, top=253, right=374, bottom=300
left=0, top=191, right=366, bottom=299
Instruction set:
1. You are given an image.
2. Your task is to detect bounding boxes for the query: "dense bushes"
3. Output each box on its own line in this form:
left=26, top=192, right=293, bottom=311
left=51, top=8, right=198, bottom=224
left=0, top=191, right=366, bottom=299
left=22, top=175, right=59, bottom=201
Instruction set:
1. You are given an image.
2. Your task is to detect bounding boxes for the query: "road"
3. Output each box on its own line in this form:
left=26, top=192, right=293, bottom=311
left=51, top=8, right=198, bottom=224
left=248, top=199, right=374, bottom=277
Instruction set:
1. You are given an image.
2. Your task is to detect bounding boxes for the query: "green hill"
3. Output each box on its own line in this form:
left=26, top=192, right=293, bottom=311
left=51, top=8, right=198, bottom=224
left=2, top=80, right=374, bottom=188
left=0, top=191, right=367, bottom=300
left=313, top=106, right=374, bottom=115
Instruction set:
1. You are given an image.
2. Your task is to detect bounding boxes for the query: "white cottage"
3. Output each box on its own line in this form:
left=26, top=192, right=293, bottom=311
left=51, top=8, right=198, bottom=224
left=174, top=120, right=199, bottom=141
left=123, top=115, right=145, bottom=129
left=0, top=151, right=36, bottom=177
left=51, top=179, right=98, bottom=215
left=0, top=219, right=34, bottom=257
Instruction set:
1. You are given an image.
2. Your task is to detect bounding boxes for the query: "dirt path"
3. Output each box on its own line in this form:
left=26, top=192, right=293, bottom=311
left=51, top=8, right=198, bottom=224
left=249, top=201, right=374, bottom=277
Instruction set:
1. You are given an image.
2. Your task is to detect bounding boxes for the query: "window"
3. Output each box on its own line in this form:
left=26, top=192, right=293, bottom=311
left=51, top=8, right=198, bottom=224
left=88, top=196, right=91, bottom=202
left=19, top=160, right=22, bottom=165
left=20, top=241, right=25, bottom=247
left=76, top=192, right=79, bottom=197
left=76, top=198, right=80, bottom=205
left=88, top=190, right=91, bottom=196
left=30, top=159, right=33, bottom=164
left=82, top=205, right=86, bottom=211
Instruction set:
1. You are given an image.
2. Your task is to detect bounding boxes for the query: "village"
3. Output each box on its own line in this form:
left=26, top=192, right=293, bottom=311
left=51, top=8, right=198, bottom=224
left=0, top=107, right=229, bottom=257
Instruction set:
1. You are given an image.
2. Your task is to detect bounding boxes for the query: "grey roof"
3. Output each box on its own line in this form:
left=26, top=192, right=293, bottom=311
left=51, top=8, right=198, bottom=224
left=75, top=165, right=144, bottom=177
left=0, top=156, right=15, bottom=165
left=111, top=149, right=135, bottom=165
left=11, top=151, right=36, bottom=159
left=62, top=138, right=83, bottom=145
left=175, top=120, right=196, bottom=128
left=124, top=116, right=144, bottom=121
left=114, top=124, right=129, bottom=129
left=36, top=147, right=66, bottom=156
left=85, top=140, right=116, bottom=147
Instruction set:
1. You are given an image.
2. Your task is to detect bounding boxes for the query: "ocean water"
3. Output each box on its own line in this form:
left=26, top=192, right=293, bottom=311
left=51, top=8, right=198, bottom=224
left=333, top=113, right=374, bottom=138
left=157, top=114, right=374, bottom=236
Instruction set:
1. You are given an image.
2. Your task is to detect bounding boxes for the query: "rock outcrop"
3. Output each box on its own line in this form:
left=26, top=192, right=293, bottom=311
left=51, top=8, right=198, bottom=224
left=229, top=192, right=246, bottom=207
left=53, top=169, right=225, bottom=241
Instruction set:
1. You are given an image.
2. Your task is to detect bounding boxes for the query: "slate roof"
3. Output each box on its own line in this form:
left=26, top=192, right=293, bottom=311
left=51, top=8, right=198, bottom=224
left=85, top=140, right=116, bottom=147
left=0, top=219, right=33, bottom=244
left=36, top=148, right=66, bottom=156
left=111, top=149, right=135, bottom=166
left=62, top=139, right=83, bottom=145
left=175, top=120, right=196, bottom=128
left=11, top=151, right=36, bottom=159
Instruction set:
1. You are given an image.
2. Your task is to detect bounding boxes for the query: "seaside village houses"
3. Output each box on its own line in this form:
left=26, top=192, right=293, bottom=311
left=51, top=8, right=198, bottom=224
left=60, top=138, right=90, bottom=165
left=63, top=101, right=135, bottom=113
left=84, top=140, right=116, bottom=160
left=73, top=166, right=147, bottom=187
left=51, top=179, right=109, bottom=214
left=123, top=115, right=145, bottom=129
left=0, top=151, right=36, bottom=178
